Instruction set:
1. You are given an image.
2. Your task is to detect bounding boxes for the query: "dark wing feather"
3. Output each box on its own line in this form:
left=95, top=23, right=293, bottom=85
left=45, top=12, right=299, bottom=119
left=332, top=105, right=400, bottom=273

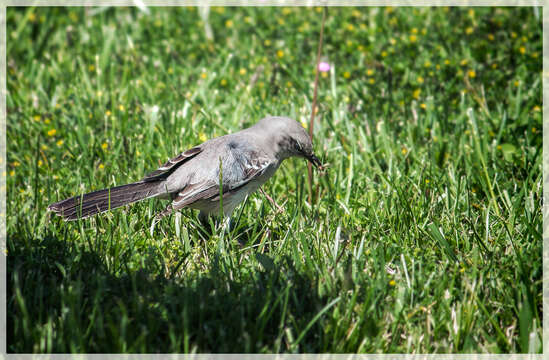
left=142, top=146, right=202, bottom=182
left=172, top=153, right=272, bottom=208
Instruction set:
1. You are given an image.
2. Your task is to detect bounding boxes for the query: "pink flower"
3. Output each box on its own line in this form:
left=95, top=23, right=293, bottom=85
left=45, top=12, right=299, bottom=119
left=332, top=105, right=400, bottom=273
left=318, top=61, right=330, bottom=72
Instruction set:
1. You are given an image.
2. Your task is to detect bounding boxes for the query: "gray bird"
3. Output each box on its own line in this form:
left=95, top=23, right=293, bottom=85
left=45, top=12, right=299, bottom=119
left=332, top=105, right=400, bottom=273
left=48, top=116, right=322, bottom=222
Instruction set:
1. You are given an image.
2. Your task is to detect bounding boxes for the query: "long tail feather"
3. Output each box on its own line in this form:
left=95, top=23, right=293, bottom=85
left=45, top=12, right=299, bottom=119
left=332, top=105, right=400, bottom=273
left=48, top=181, right=162, bottom=221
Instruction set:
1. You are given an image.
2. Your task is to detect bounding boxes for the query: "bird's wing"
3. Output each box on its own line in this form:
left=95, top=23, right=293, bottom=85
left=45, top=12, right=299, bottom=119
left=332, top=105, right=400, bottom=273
left=142, top=146, right=202, bottom=182
left=171, top=146, right=273, bottom=208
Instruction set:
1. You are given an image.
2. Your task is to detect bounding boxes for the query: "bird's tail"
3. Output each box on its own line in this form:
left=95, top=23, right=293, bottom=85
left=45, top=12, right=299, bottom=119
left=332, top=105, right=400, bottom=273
left=48, top=181, right=163, bottom=221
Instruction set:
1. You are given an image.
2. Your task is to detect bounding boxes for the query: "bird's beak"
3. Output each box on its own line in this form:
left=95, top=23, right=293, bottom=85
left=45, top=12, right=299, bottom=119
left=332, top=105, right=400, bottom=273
left=307, top=154, right=322, bottom=169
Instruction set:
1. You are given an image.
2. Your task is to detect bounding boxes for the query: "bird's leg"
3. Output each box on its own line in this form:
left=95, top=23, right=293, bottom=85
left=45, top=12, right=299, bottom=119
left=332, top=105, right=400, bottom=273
left=259, top=187, right=284, bottom=213
left=199, top=211, right=233, bottom=233
left=150, top=204, right=176, bottom=236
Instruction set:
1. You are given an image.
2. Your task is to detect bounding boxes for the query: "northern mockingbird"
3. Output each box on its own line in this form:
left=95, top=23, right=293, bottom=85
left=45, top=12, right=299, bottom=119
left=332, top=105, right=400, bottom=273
left=48, top=116, right=322, bottom=222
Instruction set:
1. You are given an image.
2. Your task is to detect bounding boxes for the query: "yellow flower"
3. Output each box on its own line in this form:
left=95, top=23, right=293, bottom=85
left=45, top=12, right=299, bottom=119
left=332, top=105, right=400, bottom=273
left=346, top=24, right=355, bottom=31
left=444, top=59, right=451, bottom=65
left=514, top=80, right=520, bottom=87
left=198, top=132, right=207, bottom=142
left=465, top=27, right=473, bottom=35
left=321, top=72, right=328, bottom=78
left=492, top=63, right=498, bottom=69
left=366, top=69, right=374, bottom=76
left=9, top=170, right=14, bottom=176
left=29, top=12, right=36, bottom=22
left=401, top=147, right=408, bottom=155
left=343, top=71, right=351, bottom=79
left=33, top=115, right=41, bottom=121
left=12, top=161, right=20, bottom=167
left=352, top=9, right=361, bottom=17
left=468, top=70, right=476, bottom=78
left=389, top=38, right=396, bottom=45
left=119, top=104, right=125, bottom=111
left=368, top=78, right=375, bottom=84
left=409, top=35, right=417, bottom=43
left=286, top=81, right=293, bottom=88
left=420, top=103, right=427, bottom=109
left=106, top=110, right=112, bottom=116
left=88, top=65, right=95, bottom=72
left=239, top=68, right=247, bottom=76
left=97, top=90, right=103, bottom=97
left=98, top=164, right=104, bottom=169
left=41, top=144, right=48, bottom=151
left=244, top=16, right=252, bottom=23
left=425, top=179, right=430, bottom=184
left=436, top=64, right=441, bottom=70
left=411, top=28, right=418, bottom=34
left=277, top=18, right=285, bottom=25
left=533, top=105, right=541, bottom=112
left=488, top=34, right=495, bottom=41
left=264, top=39, right=271, bottom=46
left=424, top=61, right=431, bottom=68
left=511, top=31, right=517, bottom=38
left=417, top=76, right=424, bottom=84
left=200, top=72, right=207, bottom=79
left=413, top=89, right=421, bottom=99
left=282, top=7, right=292, bottom=15
left=220, top=79, right=227, bottom=86
left=101, top=142, right=108, bottom=150
left=56, top=139, right=64, bottom=147
left=468, top=9, right=475, bottom=17
left=276, top=50, right=284, bottom=58
left=37, top=160, right=43, bottom=167
left=44, top=118, right=51, bottom=124
left=381, top=51, right=388, bottom=58
left=225, top=19, right=234, bottom=28
left=47, top=129, right=57, bottom=137
left=389, top=280, right=396, bottom=286
left=315, top=6, right=322, bottom=13
left=519, top=46, right=526, bottom=54
left=460, top=59, right=468, bottom=66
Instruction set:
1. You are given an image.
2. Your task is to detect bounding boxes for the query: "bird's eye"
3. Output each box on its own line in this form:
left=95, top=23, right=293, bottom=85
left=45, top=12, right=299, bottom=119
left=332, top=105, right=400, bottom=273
left=295, top=141, right=302, bottom=152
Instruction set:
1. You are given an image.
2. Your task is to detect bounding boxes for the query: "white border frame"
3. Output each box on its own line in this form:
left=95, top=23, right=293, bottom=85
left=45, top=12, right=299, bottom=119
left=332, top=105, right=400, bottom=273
left=0, top=1, right=545, bottom=358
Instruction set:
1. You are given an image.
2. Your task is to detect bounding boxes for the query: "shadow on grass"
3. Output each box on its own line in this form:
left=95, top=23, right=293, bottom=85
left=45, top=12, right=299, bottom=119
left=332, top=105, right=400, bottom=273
left=7, top=233, right=332, bottom=353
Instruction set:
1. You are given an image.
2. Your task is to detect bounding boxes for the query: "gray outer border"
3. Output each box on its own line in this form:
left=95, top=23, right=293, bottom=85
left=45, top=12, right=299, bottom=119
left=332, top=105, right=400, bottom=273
left=0, top=1, right=545, bottom=358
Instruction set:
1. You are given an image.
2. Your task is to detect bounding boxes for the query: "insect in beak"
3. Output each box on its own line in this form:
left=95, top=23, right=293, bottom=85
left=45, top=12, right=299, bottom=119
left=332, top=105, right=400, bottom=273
left=307, top=154, right=322, bottom=169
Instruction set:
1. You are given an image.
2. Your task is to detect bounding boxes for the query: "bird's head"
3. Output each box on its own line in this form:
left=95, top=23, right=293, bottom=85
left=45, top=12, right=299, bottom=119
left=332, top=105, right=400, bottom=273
left=257, top=116, right=322, bottom=168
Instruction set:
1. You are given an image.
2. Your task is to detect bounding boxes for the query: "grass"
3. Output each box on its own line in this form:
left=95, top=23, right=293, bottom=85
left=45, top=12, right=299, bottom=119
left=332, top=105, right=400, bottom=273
left=6, top=6, right=542, bottom=353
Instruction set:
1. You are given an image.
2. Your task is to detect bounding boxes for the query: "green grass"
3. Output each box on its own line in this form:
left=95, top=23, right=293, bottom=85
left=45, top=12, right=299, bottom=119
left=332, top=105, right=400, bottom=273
left=6, top=6, right=542, bottom=353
